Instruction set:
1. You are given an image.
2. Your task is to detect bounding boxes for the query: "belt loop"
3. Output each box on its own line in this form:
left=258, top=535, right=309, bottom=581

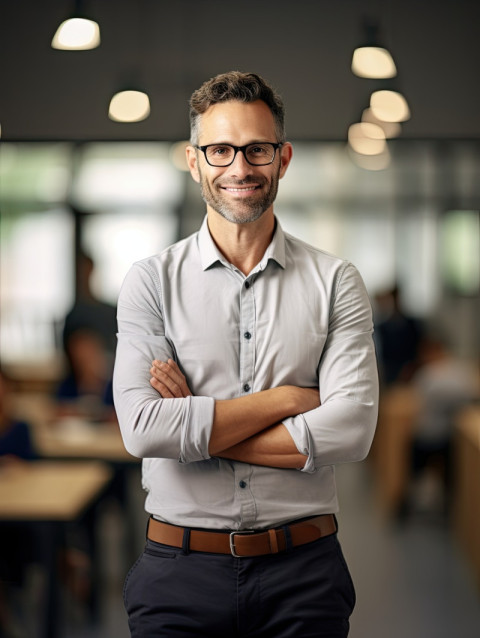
left=182, top=527, right=191, bottom=555
left=333, top=514, right=339, bottom=533
left=268, top=529, right=279, bottom=554
left=282, top=524, right=293, bottom=552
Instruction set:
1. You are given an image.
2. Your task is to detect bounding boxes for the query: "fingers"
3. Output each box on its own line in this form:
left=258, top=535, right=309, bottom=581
left=149, top=376, right=177, bottom=398
left=150, top=359, right=192, bottom=398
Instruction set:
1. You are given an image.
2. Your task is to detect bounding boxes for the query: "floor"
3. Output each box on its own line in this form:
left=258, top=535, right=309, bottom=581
left=4, top=462, right=480, bottom=638
left=336, top=463, right=480, bottom=638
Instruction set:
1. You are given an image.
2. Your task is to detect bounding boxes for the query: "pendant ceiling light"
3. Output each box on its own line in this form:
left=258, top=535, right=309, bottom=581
left=362, top=107, right=401, bottom=138
left=352, top=47, right=396, bottom=79
left=51, top=17, right=100, bottom=50
left=370, top=90, right=410, bottom=123
left=108, top=90, right=151, bottom=123
left=351, top=19, right=396, bottom=79
left=348, top=122, right=387, bottom=156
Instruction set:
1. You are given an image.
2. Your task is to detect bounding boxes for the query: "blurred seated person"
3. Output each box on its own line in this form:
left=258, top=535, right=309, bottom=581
left=0, top=367, right=38, bottom=635
left=374, top=285, right=423, bottom=386
left=62, top=250, right=117, bottom=362
left=400, top=333, right=479, bottom=518
left=56, top=329, right=116, bottom=423
left=0, top=367, right=37, bottom=463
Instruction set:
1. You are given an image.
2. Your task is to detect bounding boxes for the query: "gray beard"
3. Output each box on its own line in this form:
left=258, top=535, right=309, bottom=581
left=199, top=174, right=280, bottom=225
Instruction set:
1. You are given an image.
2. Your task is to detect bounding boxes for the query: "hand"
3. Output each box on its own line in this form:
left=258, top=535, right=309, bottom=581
left=150, top=359, right=192, bottom=398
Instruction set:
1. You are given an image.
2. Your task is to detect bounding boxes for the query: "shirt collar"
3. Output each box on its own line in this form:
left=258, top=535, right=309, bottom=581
left=198, top=215, right=286, bottom=271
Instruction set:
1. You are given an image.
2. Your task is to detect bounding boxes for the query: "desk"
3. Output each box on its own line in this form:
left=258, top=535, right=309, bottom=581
left=0, top=460, right=112, bottom=520
left=34, top=418, right=141, bottom=568
left=0, top=460, right=112, bottom=638
left=454, top=406, right=480, bottom=592
left=35, top=418, right=136, bottom=463
left=371, top=384, right=420, bottom=516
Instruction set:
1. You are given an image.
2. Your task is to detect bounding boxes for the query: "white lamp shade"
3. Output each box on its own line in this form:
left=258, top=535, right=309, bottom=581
left=362, top=108, right=401, bottom=138
left=51, top=18, right=100, bottom=50
left=352, top=46, right=397, bottom=78
left=348, top=122, right=386, bottom=156
left=370, top=90, right=410, bottom=122
left=108, top=90, right=151, bottom=123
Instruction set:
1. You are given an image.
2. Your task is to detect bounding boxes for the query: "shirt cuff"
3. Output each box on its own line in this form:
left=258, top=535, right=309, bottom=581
left=283, top=414, right=316, bottom=474
left=179, top=395, right=216, bottom=464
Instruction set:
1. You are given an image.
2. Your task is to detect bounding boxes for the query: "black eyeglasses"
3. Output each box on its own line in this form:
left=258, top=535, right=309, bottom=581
left=195, top=142, right=283, bottom=167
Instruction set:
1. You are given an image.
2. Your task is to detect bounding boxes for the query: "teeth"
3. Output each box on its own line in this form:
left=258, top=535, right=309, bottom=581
left=225, top=187, right=256, bottom=191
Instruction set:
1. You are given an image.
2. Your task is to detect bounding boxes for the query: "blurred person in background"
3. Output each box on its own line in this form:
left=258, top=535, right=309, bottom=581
left=57, top=249, right=117, bottom=423
left=0, top=367, right=38, bottom=637
left=55, top=328, right=115, bottom=423
left=0, top=368, right=93, bottom=634
left=114, top=71, right=379, bottom=637
left=374, top=285, right=423, bottom=387
left=62, top=250, right=117, bottom=362
left=0, top=368, right=37, bottom=462
left=399, top=331, right=479, bottom=519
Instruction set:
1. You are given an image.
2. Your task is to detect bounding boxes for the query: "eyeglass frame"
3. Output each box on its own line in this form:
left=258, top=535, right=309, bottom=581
left=194, top=142, right=283, bottom=167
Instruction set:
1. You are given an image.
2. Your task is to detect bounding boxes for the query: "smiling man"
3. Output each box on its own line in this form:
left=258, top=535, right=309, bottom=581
left=114, top=71, right=379, bottom=637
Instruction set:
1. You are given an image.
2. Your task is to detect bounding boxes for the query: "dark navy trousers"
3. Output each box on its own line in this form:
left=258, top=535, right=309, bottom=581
left=123, top=530, right=356, bottom=637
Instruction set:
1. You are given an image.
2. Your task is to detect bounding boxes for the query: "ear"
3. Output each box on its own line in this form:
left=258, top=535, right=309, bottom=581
left=279, top=142, right=293, bottom=179
left=186, top=145, right=201, bottom=183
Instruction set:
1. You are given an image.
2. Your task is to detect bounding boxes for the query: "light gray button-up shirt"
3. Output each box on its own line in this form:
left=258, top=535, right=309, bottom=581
left=113, top=217, right=378, bottom=530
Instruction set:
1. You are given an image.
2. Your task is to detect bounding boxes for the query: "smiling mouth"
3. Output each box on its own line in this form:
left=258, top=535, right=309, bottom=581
left=221, top=185, right=261, bottom=193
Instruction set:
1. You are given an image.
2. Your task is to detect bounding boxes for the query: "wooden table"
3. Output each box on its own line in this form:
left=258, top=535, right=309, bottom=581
left=0, top=460, right=112, bottom=520
left=34, top=418, right=136, bottom=463
left=35, top=417, right=141, bottom=558
left=0, top=460, right=112, bottom=638
left=454, top=405, right=480, bottom=592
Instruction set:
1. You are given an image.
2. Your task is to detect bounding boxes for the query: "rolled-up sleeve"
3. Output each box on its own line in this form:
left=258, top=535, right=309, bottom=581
left=113, top=262, right=215, bottom=462
left=283, top=262, right=379, bottom=472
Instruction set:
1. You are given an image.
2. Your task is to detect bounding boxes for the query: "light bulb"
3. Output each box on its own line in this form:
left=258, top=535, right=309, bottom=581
left=370, top=90, right=410, bottom=123
left=108, top=91, right=151, bottom=123
left=348, top=122, right=386, bottom=156
left=362, top=108, right=401, bottom=138
left=352, top=46, right=397, bottom=78
left=52, top=17, right=101, bottom=50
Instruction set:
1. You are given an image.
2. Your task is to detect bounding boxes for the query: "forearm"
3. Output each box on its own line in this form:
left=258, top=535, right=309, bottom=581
left=219, top=423, right=307, bottom=469
left=148, top=359, right=320, bottom=460
left=209, top=387, right=314, bottom=456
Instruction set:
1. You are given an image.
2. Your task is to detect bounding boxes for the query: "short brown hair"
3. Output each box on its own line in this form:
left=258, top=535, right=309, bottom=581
left=189, top=71, right=286, bottom=145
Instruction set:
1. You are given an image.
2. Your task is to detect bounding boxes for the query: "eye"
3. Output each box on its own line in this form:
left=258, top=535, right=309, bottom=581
left=208, top=145, right=233, bottom=157
left=247, top=144, right=271, bottom=157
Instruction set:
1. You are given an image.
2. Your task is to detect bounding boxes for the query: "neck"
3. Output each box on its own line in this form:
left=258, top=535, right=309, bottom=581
left=206, top=208, right=275, bottom=276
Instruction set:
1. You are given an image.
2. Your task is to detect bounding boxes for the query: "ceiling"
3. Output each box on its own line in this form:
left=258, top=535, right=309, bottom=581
left=0, top=0, right=479, bottom=143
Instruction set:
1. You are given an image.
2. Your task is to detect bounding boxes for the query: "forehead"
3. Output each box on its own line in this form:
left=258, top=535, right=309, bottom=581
left=198, top=100, right=276, bottom=143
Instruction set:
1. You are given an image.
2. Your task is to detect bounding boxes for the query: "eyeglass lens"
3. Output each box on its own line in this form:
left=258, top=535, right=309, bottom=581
left=205, top=143, right=276, bottom=166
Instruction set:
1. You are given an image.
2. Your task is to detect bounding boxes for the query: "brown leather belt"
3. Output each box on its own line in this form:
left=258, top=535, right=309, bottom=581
left=147, top=514, right=336, bottom=557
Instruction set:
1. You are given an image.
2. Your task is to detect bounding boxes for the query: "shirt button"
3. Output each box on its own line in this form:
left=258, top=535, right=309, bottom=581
left=239, top=480, right=247, bottom=489
left=244, top=331, right=252, bottom=340
left=245, top=281, right=250, bottom=289
left=243, top=383, right=251, bottom=393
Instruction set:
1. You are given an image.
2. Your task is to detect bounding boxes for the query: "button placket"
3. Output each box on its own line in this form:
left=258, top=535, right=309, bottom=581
left=239, top=278, right=255, bottom=395
left=234, top=465, right=256, bottom=526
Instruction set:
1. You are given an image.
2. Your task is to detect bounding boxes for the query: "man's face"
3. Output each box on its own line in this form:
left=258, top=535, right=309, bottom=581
left=187, top=100, right=291, bottom=224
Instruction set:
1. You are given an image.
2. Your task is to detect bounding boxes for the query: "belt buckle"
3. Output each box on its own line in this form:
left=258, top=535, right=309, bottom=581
left=229, top=530, right=254, bottom=557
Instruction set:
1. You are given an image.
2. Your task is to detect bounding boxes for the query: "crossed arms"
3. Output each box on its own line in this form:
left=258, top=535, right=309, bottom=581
left=114, top=259, right=378, bottom=472
left=149, top=358, right=319, bottom=469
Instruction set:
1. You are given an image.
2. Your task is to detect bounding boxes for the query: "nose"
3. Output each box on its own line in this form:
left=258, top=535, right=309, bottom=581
left=228, top=148, right=253, bottom=177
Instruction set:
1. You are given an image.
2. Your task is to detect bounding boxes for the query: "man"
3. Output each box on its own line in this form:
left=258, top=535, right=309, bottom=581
left=113, top=71, right=379, bottom=637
